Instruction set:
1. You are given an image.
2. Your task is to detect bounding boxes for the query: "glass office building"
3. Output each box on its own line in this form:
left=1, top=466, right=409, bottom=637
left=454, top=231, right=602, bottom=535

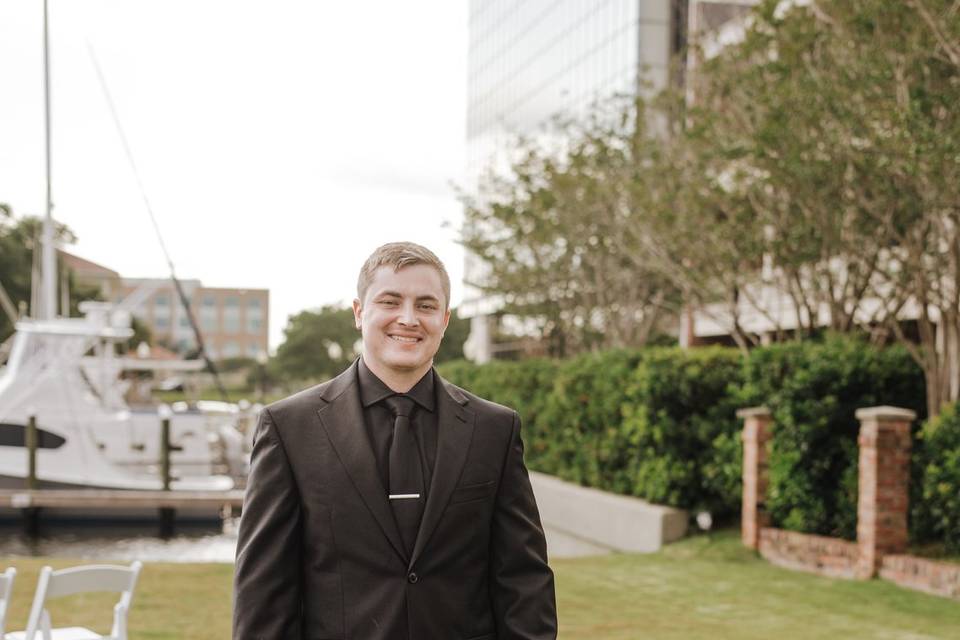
left=463, top=0, right=685, bottom=359
left=466, top=0, right=686, bottom=180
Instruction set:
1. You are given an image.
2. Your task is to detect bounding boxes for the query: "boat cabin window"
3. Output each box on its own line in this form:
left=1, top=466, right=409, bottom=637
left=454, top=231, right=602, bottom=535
left=0, top=423, right=67, bottom=449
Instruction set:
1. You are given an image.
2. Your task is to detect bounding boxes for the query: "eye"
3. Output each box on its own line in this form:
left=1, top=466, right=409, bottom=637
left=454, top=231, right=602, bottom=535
left=418, top=303, right=438, bottom=311
left=379, top=299, right=399, bottom=306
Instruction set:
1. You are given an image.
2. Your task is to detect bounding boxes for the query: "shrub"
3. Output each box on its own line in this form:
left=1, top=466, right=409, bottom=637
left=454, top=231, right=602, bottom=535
left=621, top=347, right=744, bottom=517
left=535, top=350, right=645, bottom=485
left=440, top=336, right=940, bottom=544
left=437, top=358, right=557, bottom=464
left=913, top=403, right=960, bottom=554
left=442, top=348, right=745, bottom=518
left=742, top=336, right=925, bottom=540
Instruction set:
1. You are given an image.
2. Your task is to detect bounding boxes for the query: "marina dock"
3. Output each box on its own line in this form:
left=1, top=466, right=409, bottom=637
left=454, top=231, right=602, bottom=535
left=0, top=489, right=244, bottom=510
left=0, top=489, right=245, bottom=534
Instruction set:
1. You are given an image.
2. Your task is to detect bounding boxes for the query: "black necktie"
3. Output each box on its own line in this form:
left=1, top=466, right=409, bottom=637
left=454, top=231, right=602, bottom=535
left=384, top=395, right=423, bottom=556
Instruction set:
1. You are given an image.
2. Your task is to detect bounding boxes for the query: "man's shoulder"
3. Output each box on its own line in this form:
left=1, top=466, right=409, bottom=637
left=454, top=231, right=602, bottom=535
left=438, top=376, right=517, bottom=422
left=264, top=365, right=353, bottom=422
left=265, top=381, right=328, bottom=415
left=266, top=369, right=350, bottom=420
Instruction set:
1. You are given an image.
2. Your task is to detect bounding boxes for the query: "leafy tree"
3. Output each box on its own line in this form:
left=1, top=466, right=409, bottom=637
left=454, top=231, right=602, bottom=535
left=680, top=0, right=960, bottom=414
left=270, top=305, right=359, bottom=384
left=126, top=316, right=153, bottom=352
left=434, top=307, right=469, bottom=364
left=461, top=101, right=678, bottom=356
left=628, top=90, right=770, bottom=351
left=464, top=0, right=960, bottom=416
left=0, top=204, right=104, bottom=342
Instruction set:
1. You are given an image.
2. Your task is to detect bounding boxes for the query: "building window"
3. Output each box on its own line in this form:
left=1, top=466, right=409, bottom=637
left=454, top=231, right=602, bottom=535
left=224, top=313, right=240, bottom=333
left=246, top=299, right=263, bottom=333
left=200, top=295, right=218, bottom=332
left=223, top=341, right=240, bottom=359
left=153, top=290, right=172, bottom=331
left=223, top=296, right=241, bottom=333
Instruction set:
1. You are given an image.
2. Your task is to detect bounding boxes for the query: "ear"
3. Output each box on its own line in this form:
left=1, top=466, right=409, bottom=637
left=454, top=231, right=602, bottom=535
left=441, top=307, right=451, bottom=335
left=352, top=298, right=363, bottom=330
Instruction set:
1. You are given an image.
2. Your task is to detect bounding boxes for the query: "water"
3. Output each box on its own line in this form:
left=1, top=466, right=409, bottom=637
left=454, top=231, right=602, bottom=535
left=0, top=521, right=605, bottom=562
left=0, top=519, right=241, bottom=563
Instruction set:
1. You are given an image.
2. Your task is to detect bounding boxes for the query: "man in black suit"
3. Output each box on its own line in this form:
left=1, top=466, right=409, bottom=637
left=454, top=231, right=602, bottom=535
left=233, top=242, right=557, bottom=639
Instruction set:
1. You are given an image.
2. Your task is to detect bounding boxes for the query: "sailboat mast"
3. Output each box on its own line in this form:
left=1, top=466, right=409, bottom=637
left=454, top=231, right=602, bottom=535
left=40, top=0, right=57, bottom=320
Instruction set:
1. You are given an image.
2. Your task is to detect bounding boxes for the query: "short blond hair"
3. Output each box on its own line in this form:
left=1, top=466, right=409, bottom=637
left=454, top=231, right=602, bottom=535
left=357, top=242, right=451, bottom=309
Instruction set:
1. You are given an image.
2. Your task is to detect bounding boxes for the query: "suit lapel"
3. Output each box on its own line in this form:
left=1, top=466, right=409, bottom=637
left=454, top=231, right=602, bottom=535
left=316, top=362, right=407, bottom=563
left=409, top=376, right=475, bottom=568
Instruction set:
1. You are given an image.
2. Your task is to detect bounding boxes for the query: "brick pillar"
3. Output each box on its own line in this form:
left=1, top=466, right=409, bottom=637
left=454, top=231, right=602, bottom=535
left=855, top=406, right=915, bottom=579
left=738, top=407, right=773, bottom=549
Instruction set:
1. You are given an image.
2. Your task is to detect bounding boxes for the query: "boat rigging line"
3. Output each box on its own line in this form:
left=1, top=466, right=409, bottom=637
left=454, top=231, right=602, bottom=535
left=85, top=41, right=228, bottom=402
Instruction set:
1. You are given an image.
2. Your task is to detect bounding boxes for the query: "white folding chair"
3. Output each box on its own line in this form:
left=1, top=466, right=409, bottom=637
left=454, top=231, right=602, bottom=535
left=0, top=567, right=16, bottom=637
left=6, top=561, right=142, bottom=640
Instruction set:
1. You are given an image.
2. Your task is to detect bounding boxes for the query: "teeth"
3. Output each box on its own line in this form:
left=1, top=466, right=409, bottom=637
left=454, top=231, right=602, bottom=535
left=390, top=335, right=419, bottom=343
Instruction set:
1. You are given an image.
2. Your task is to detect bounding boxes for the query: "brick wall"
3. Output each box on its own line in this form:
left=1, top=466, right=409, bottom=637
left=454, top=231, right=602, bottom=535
left=741, top=405, right=960, bottom=601
left=855, top=407, right=914, bottom=579
left=758, top=528, right=860, bottom=579
left=880, top=555, right=960, bottom=600
left=738, top=407, right=772, bottom=550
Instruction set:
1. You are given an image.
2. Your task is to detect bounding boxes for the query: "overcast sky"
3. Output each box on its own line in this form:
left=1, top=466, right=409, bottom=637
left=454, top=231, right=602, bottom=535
left=0, top=1, right=468, bottom=350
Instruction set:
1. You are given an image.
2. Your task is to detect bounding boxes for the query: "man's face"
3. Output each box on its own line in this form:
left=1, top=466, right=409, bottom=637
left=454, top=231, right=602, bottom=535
left=353, top=264, right=451, bottom=380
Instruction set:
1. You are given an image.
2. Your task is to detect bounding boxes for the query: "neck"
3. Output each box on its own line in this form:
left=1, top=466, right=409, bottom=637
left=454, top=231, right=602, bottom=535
left=361, top=355, right=431, bottom=393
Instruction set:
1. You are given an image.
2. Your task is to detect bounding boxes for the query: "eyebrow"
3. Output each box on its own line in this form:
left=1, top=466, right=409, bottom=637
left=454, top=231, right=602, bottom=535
left=376, top=291, right=440, bottom=303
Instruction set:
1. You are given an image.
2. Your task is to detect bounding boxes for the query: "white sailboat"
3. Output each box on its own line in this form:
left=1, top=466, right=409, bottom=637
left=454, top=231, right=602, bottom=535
left=0, top=0, right=248, bottom=504
left=0, top=304, right=240, bottom=492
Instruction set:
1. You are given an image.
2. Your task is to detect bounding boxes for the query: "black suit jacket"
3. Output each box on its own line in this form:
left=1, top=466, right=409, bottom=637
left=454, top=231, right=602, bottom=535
left=233, top=361, right=557, bottom=639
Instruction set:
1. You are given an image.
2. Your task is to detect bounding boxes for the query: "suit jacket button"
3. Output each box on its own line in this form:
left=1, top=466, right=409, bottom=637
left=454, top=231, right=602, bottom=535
left=407, top=572, right=419, bottom=584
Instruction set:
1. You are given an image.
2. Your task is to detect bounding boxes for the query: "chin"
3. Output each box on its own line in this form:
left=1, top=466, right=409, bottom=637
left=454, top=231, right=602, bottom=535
left=385, top=356, right=428, bottom=372
left=380, top=347, right=432, bottom=370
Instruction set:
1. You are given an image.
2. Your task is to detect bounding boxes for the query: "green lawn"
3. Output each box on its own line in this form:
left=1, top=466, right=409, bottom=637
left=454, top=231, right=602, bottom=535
left=2, top=531, right=958, bottom=639
left=557, top=531, right=960, bottom=639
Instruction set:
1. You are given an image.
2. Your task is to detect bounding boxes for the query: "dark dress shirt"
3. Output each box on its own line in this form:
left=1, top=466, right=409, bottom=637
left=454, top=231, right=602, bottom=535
left=357, top=357, right=438, bottom=495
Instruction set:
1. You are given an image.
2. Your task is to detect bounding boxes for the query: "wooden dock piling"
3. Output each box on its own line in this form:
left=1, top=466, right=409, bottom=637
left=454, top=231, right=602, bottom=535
left=26, top=415, right=37, bottom=490
left=24, top=415, right=40, bottom=535
left=159, top=415, right=185, bottom=534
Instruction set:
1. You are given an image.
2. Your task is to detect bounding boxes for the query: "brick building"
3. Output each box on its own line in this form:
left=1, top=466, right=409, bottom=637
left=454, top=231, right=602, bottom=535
left=60, top=251, right=269, bottom=361
left=117, top=279, right=269, bottom=361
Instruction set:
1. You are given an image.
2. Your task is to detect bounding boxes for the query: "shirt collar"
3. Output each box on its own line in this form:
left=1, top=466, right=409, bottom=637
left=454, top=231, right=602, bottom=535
left=357, top=356, right=436, bottom=412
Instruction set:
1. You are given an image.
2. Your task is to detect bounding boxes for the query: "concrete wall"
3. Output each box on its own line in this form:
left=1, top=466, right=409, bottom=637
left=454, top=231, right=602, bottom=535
left=529, top=471, right=688, bottom=554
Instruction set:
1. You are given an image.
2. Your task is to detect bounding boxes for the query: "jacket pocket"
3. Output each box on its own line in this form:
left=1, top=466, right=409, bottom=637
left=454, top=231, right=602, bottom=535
left=449, top=480, right=495, bottom=504
left=463, top=634, right=494, bottom=640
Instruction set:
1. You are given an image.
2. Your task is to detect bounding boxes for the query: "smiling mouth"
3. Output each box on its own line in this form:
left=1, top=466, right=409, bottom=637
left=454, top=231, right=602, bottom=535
left=389, top=335, right=421, bottom=343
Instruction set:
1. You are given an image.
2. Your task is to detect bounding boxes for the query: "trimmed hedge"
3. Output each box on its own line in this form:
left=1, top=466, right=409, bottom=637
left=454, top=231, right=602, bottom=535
left=439, top=336, right=952, bottom=547
left=741, top=338, right=926, bottom=540
left=441, top=347, right=746, bottom=519
left=437, top=357, right=557, bottom=464
left=619, top=347, right=744, bottom=516
left=913, top=403, right=960, bottom=553
left=534, top=349, right=645, bottom=487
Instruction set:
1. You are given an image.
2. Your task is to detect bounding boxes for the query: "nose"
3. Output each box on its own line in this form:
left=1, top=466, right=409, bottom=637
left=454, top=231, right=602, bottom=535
left=398, top=301, right=419, bottom=326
